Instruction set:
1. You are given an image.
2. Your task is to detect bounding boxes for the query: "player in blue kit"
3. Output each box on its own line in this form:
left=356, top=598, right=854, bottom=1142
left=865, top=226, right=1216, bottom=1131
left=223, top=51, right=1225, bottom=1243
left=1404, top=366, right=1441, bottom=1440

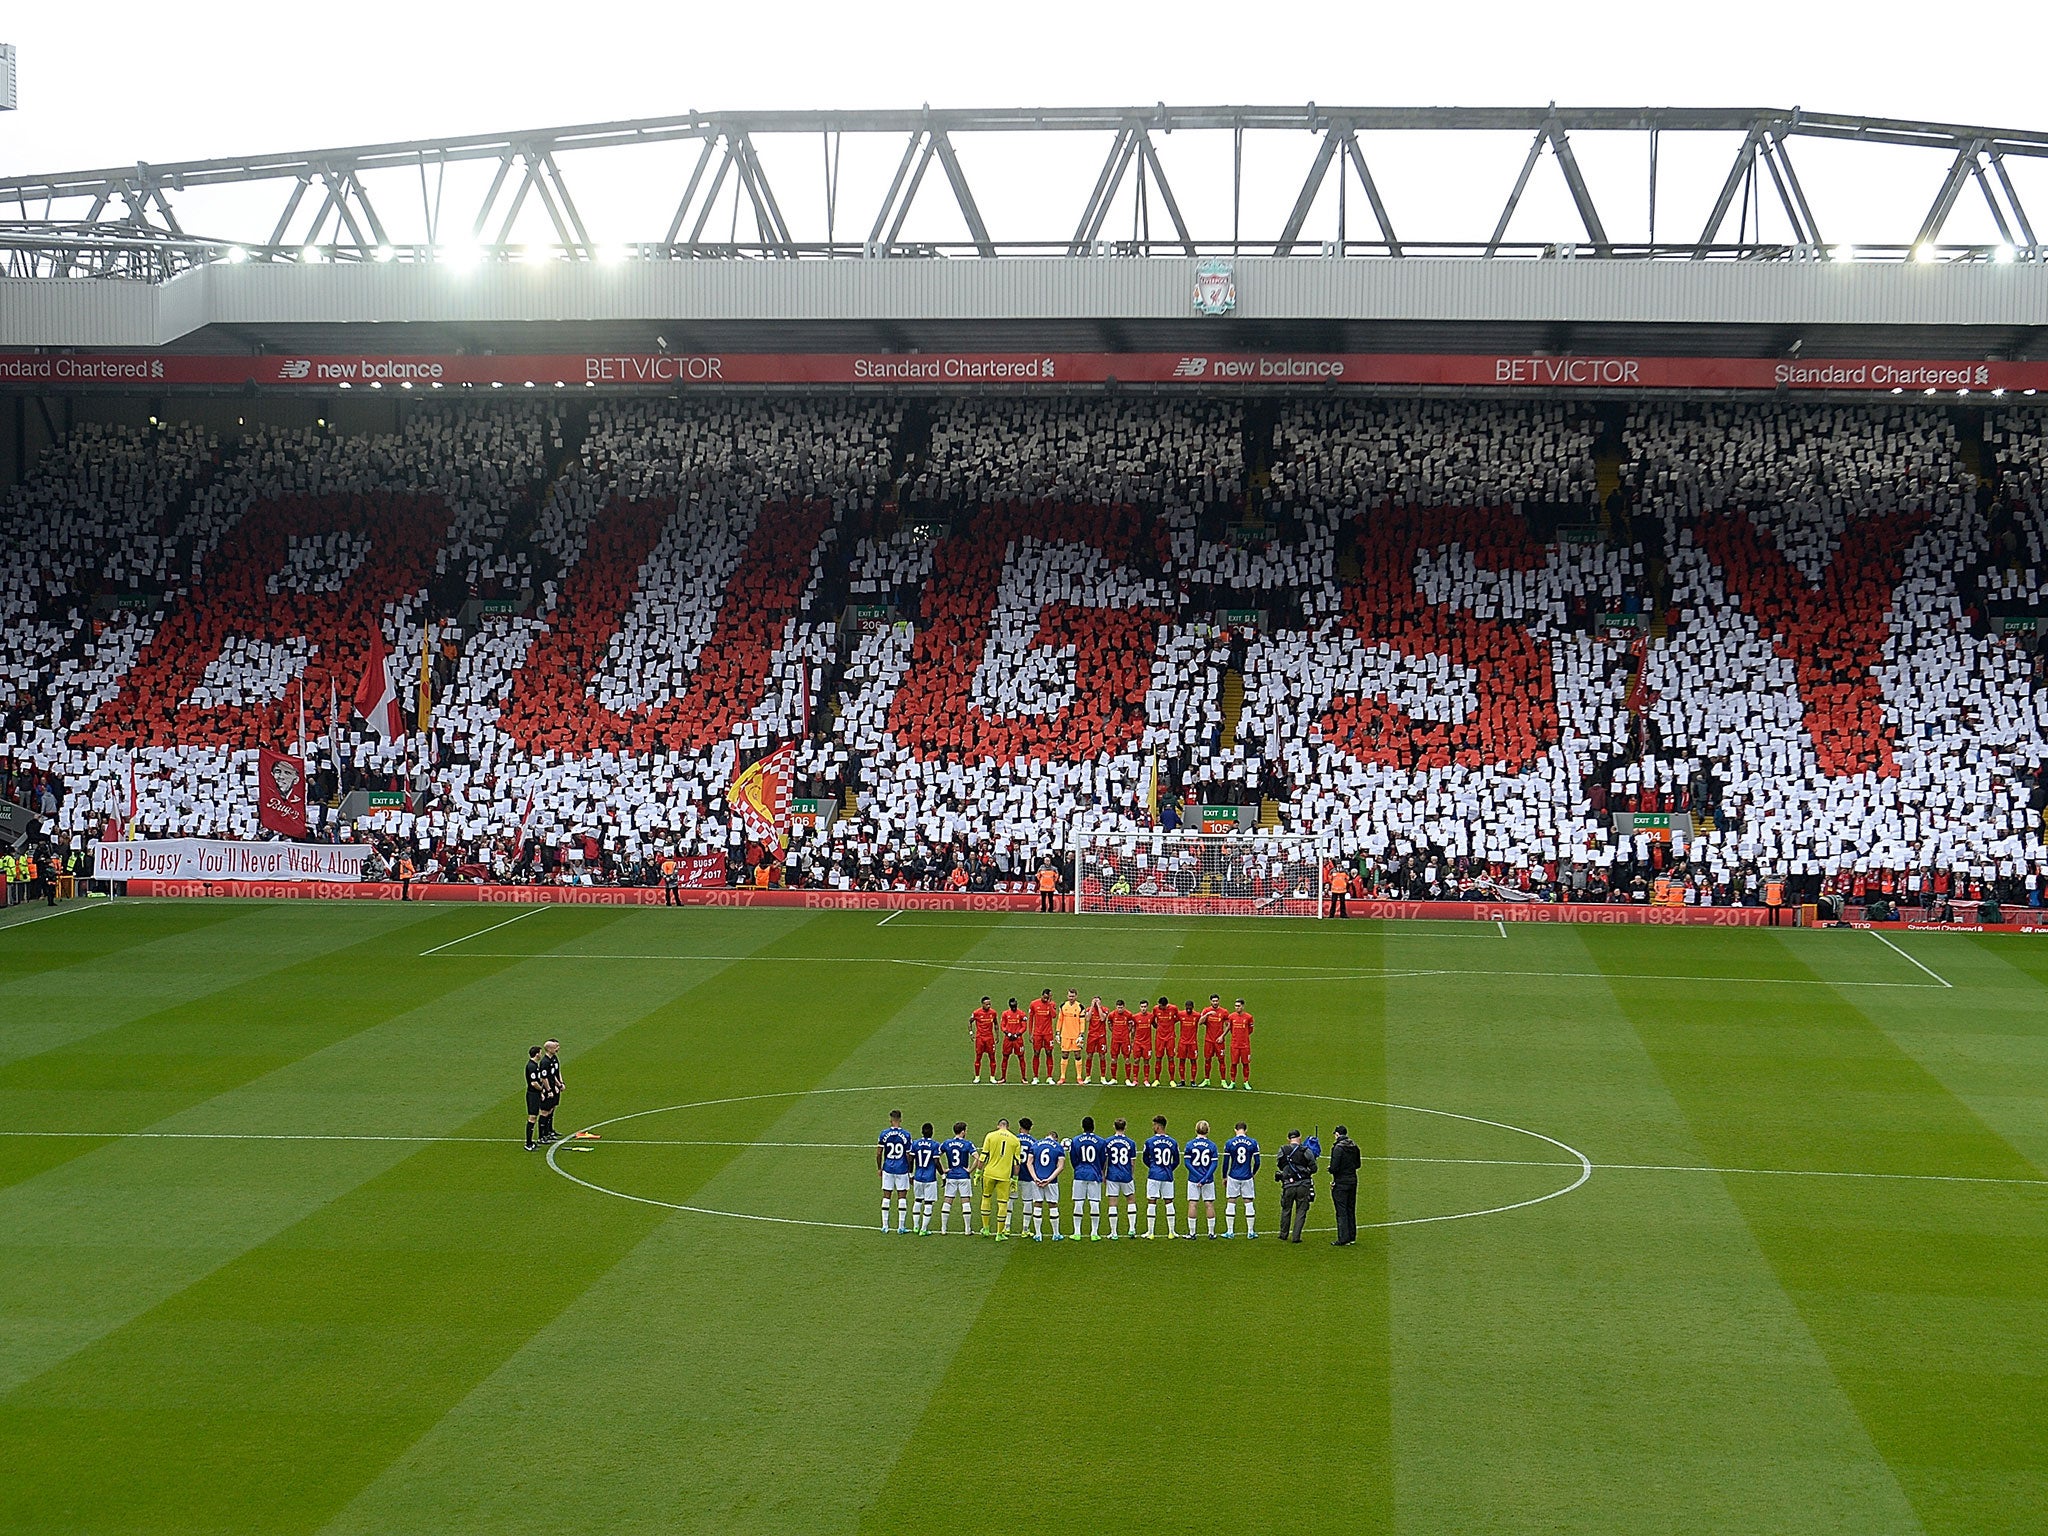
left=1066, top=1116, right=1107, bottom=1241
left=1221, top=1120, right=1262, bottom=1238
left=1142, top=1115, right=1181, bottom=1239
left=1183, top=1121, right=1221, bottom=1238
left=938, top=1120, right=976, bottom=1235
left=876, top=1109, right=913, bottom=1234
left=1024, top=1128, right=1066, bottom=1241
left=1104, top=1117, right=1139, bottom=1239
left=909, top=1121, right=942, bottom=1234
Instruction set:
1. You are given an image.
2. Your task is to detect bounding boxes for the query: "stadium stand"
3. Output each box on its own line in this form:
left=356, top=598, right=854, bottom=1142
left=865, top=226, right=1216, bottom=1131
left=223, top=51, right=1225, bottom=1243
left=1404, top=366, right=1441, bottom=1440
left=3, top=395, right=2045, bottom=907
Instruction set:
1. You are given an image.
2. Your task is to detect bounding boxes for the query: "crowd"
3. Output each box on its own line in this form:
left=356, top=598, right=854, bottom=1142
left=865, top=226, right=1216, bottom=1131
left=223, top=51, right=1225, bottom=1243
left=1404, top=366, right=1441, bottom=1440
left=2, top=393, right=2045, bottom=909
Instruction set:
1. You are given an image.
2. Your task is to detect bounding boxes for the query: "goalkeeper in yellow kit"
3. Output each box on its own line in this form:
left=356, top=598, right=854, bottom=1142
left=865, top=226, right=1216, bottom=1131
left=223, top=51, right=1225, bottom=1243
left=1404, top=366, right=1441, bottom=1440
left=974, top=1117, right=1025, bottom=1241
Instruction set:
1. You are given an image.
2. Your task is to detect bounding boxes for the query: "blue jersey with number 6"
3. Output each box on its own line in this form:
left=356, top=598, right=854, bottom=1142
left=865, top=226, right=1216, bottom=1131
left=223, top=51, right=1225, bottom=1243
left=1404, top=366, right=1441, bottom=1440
left=1183, top=1136, right=1218, bottom=1182
left=878, top=1127, right=911, bottom=1175
left=1143, top=1133, right=1180, bottom=1179
left=1028, top=1138, right=1064, bottom=1182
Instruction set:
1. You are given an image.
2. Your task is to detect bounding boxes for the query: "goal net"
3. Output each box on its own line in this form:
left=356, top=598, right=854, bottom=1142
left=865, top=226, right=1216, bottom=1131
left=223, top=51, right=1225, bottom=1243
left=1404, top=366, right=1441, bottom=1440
left=1072, top=828, right=1326, bottom=918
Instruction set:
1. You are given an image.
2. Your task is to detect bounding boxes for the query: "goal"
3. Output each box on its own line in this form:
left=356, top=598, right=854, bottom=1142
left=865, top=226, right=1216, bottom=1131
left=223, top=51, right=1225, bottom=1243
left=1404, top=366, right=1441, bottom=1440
left=1071, top=828, right=1326, bottom=917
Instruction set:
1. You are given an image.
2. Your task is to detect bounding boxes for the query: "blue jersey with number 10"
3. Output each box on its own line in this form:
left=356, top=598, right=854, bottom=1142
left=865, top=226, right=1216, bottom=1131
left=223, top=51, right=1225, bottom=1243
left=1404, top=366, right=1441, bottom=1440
left=940, top=1136, right=976, bottom=1179
left=1183, top=1136, right=1219, bottom=1183
left=1143, top=1133, right=1181, bottom=1179
left=909, top=1137, right=941, bottom=1183
left=878, top=1127, right=911, bottom=1174
left=1068, top=1132, right=1105, bottom=1182
left=1105, top=1134, right=1138, bottom=1182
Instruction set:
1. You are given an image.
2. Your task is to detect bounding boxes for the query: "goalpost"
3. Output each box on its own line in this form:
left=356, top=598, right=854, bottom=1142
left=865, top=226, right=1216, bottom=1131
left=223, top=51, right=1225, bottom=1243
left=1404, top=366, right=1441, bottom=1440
left=1071, top=827, right=1327, bottom=918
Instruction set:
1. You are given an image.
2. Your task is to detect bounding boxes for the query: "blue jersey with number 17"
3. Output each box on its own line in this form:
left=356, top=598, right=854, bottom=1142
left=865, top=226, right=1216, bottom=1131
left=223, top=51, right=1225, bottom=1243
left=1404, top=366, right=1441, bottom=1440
left=1183, top=1136, right=1219, bottom=1183
left=1143, top=1133, right=1180, bottom=1179
left=940, top=1135, right=976, bottom=1179
left=1068, top=1132, right=1105, bottom=1182
left=1105, top=1134, right=1138, bottom=1182
left=909, top=1136, right=941, bottom=1184
left=878, top=1126, right=911, bottom=1175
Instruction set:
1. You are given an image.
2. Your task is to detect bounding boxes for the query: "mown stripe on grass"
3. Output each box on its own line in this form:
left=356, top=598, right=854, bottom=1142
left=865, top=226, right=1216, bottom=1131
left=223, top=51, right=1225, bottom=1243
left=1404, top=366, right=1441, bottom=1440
left=0, top=899, right=254, bottom=992
left=0, top=910, right=991, bottom=1536
left=1584, top=924, right=2048, bottom=1536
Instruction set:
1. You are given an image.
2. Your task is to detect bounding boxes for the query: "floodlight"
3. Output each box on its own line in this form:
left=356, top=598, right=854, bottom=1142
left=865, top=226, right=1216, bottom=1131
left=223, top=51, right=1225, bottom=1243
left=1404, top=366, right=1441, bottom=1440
left=374, top=244, right=397, bottom=264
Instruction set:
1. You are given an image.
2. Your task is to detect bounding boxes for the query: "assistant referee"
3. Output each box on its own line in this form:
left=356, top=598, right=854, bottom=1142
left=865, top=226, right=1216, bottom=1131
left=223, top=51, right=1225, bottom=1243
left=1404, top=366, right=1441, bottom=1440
left=524, top=1046, right=548, bottom=1150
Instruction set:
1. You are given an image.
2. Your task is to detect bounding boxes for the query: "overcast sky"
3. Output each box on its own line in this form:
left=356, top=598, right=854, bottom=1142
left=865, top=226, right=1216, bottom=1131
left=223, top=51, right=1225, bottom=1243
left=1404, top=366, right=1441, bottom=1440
left=5, top=2, right=2046, bottom=252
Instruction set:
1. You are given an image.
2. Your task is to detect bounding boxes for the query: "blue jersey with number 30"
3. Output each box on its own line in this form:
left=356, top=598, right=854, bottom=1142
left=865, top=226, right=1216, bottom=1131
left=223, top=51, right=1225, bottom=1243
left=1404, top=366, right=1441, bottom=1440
left=878, top=1127, right=911, bottom=1174
left=1183, top=1136, right=1219, bottom=1183
left=1143, top=1133, right=1180, bottom=1180
left=909, top=1137, right=941, bottom=1183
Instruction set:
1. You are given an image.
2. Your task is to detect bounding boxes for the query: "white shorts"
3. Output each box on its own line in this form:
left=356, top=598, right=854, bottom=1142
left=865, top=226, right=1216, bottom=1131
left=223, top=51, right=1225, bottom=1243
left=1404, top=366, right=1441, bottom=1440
left=1023, top=1182, right=1055, bottom=1206
left=881, top=1171, right=911, bottom=1192
left=943, top=1178, right=972, bottom=1198
left=913, top=1180, right=938, bottom=1202
left=1146, top=1177, right=1176, bottom=1201
left=1226, top=1177, right=1257, bottom=1200
left=1187, top=1180, right=1216, bottom=1202
left=1106, top=1179, right=1135, bottom=1199
left=1071, top=1180, right=1102, bottom=1205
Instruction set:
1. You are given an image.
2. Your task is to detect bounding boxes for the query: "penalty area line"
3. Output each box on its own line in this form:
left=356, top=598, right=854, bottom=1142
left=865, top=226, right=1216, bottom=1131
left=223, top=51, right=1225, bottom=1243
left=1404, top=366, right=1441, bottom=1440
left=418, top=905, right=546, bottom=957
left=876, top=910, right=902, bottom=927
left=1868, top=928, right=1952, bottom=989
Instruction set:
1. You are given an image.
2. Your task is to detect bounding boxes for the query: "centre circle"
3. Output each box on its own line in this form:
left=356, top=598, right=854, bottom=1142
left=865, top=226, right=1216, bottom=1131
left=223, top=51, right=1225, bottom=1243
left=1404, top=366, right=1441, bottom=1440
left=547, top=1082, right=1593, bottom=1234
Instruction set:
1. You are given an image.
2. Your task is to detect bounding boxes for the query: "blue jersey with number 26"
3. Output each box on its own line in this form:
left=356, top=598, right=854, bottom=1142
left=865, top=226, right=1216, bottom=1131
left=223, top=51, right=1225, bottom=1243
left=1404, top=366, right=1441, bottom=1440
left=878, top=1127, right=911, bottom=1174
left=1183, top=1136, right=1218, bottom=1183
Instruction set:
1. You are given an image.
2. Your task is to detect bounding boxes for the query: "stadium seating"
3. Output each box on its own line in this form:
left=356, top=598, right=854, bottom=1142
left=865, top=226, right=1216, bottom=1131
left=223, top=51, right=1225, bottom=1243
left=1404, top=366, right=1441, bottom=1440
left=4, top=394, right=2043, bottom=902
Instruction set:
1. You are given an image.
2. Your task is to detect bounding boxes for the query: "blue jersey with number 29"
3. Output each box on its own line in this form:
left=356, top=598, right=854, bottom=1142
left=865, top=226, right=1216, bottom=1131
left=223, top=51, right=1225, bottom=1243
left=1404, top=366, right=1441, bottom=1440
left=878, top=1127, right=911, bottom=1175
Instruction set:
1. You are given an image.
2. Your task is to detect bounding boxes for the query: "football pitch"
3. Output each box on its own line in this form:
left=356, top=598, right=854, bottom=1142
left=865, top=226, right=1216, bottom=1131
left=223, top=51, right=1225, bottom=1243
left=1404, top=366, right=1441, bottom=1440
left=3, top=898, right=2045, bottom=1535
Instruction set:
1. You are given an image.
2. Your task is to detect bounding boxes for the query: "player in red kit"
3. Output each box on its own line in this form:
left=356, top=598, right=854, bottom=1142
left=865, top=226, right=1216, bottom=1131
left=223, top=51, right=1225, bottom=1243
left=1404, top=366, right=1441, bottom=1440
left=998, top=996, right=1029, bottom=1082
left=1226, top=997, right=1255, bottom=1088
left=1176, top=998, right=1201, bottom=1084
left=1026, top=989, right=1058, bottom=1084
left=1132, top=1003, right=1157, bottom=1087
left=971, top=995, right=998, bottom=1083
left=1199, top=994, right=1228, bottom=1087
left=1108, top=997, right=1135, bottom=1083
left=1153, top=997, right=1181, bottom=1086
left=1083, top=995, right=1111, bottom=1083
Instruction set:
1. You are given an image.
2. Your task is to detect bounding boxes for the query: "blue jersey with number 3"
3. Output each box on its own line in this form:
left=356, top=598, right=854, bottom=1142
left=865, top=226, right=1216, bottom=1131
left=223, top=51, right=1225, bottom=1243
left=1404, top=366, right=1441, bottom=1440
left=878, top=1127, right=911, bottom=1175
left=909, top=1137, right=941, bottom=1183
left=1143, top=1134, right=1180, bottom=1180
left=940, top=1136, right=976, bottom=1179
left=1183, top=1136, right=1219, bottom=1183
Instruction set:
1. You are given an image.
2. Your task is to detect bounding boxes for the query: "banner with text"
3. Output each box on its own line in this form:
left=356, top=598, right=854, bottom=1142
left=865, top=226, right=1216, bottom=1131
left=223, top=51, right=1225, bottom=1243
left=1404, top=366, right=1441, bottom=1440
left=92, top=838, right=371, bottom=882
left=3, top=350, right=2045, bottom=395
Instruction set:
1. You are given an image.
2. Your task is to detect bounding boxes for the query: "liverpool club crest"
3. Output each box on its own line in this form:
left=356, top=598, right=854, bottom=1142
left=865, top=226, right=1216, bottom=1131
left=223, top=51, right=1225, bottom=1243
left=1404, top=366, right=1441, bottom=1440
left=1192, top=259, right=1237, bottom=316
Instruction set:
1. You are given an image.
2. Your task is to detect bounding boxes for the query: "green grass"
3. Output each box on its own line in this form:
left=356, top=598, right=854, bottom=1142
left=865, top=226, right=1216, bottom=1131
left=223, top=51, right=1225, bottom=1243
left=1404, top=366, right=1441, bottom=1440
left=2, top=897, right=2045, bottom=1535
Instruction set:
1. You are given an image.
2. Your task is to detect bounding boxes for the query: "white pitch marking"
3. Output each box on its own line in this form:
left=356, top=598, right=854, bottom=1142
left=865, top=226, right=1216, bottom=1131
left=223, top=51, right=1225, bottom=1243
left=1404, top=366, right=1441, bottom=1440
left=876, top=910, right=902, bottom=928
left=1497, top=920, right=1508, bottom=939
left=429, top=950, right=1946, bottom=991
left=0, top=902, right=108, bottom=935
left=1868, top=928, right=1953, bottom=989
left=417, top=906, right=546, bottom=956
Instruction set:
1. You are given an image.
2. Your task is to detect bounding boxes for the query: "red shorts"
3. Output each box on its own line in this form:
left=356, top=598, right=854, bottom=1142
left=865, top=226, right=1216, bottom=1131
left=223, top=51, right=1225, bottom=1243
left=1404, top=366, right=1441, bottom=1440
left=975, top=1035, right=995, bottom=1054
left=1086, top=1033, right=1108, bottom=1054
left=1110, top=1033, right=1131, bottom=1055
left=1204, top=1037, right=1226, bottom=1057
left=1179, top=1037, right=1199, bottom=1059
left=1001, top=1036, right=1026, bottom=1054
left=1230, top=1042, right=1251, bottom=1063
left=1031, top=1034, right=1054, bottom=1053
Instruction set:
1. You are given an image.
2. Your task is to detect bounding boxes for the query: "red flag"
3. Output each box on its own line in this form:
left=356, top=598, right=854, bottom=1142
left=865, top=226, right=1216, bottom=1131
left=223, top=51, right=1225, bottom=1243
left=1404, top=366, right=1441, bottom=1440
left=727, top=743, right=796, bottom=842
left=126, top=759, right=139, bottom=839
left=353, top=626, right=403, bottom=742
left=256, top=749, right=309, bottom=838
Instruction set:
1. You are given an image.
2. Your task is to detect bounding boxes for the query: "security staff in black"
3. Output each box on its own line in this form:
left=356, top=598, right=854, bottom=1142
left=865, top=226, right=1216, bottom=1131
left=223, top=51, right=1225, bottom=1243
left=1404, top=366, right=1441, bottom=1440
left=537, top=1037, right=564, bottom=1144
left=1276, top=1129, right=1317, bottom=1243
left=1328, top=1125, right=1362, bottom=1245
left=525, top=1046, right=548, bottom=1150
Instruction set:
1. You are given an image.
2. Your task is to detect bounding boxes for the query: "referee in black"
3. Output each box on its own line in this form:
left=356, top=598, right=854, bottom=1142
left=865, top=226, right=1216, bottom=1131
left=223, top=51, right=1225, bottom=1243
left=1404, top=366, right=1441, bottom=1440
left=1328, top=1124, right=1362, bottom=1245
left=536, top=1038, right=564, bottom=1145
left=525, top=1046, right=548, bottom=1150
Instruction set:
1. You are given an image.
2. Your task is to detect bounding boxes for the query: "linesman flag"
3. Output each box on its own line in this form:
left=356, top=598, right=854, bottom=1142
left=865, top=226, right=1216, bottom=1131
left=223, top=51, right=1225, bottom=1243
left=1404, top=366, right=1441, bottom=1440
left=353, top=624, right=403, bottom=742
left=727, top=742, right=796, bottom=842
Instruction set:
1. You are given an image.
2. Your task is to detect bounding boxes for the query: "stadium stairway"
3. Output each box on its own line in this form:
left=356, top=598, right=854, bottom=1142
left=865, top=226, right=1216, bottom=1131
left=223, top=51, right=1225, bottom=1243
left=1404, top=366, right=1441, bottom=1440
left=1218, top=667, right=1245, bottom=751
